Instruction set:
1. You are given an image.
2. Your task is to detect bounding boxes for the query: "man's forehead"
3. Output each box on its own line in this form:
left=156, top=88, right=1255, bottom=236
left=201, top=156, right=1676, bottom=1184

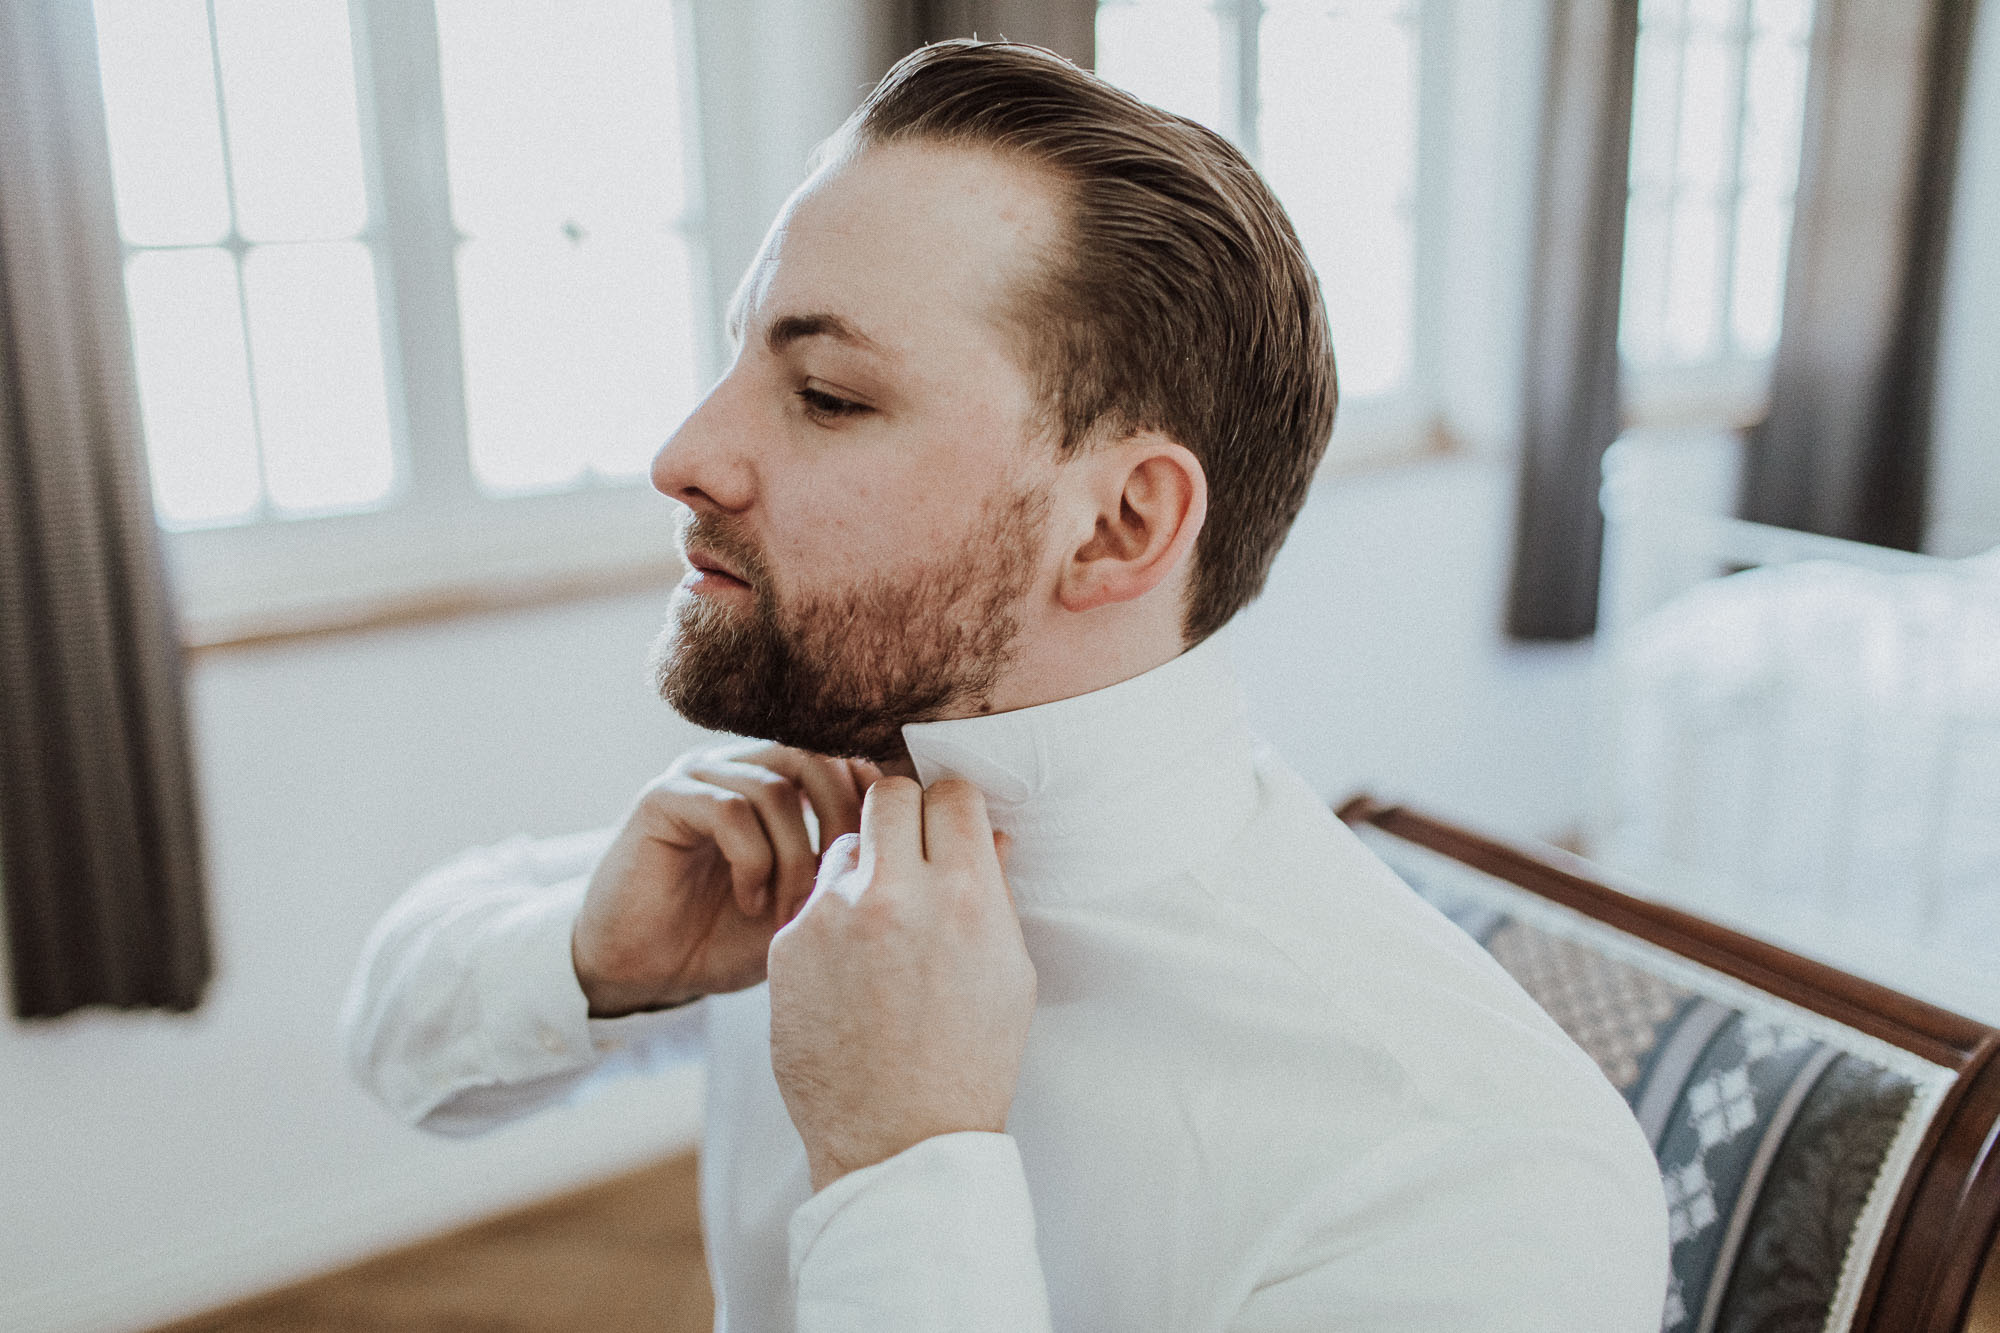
left=731, top=142, right=1063, bottom=361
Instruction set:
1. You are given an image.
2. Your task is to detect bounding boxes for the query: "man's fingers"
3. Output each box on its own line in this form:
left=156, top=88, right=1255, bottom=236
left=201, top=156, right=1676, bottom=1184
left=686, top=760, right=817, bottom=917
left=776, top=756, right=860, bottom=925
left=710, top=744, right=864, bottom=858
left=685, top=788, right=777, bottom=917
left=859, top=777, right=924, bottom=871
left=920, top=779, right=996, bottom=869
left=791, top=753, right=865, bottom=852
left=813, top=832, right=865, bottom=911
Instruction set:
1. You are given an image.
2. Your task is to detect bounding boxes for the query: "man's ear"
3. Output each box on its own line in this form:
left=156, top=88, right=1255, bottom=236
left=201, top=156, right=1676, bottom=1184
left=1057, top=433, right=1207, bottom=614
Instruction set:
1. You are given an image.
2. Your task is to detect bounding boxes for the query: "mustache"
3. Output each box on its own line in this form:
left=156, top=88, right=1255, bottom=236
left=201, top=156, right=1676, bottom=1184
left=677, top=511, right=773, bottom=590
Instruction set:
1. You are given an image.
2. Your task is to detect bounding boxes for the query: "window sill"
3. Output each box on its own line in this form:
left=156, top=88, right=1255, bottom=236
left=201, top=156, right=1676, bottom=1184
left=174, top=484, right=681, bottom=651
left=182, top=554, right=683, bottom=653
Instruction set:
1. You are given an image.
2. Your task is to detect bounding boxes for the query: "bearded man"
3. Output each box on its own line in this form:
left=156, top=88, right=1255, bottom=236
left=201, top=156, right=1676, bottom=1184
left=344, top=40, right=1669, bottom=1331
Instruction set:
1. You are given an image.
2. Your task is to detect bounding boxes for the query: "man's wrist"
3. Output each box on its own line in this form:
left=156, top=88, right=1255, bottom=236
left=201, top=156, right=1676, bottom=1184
left=579, top=975, right=701, bottom=1019
left=804, top=1117, right=1009, bottom=1193
left=571, top=936, right=699, bottom=1017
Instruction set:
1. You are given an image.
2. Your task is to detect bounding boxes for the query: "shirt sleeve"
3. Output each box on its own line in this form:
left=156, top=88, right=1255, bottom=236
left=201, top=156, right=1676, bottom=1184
left=788, top=1132, right=1053, bottom=1332
left=339, top=828, right=704, bottom=1135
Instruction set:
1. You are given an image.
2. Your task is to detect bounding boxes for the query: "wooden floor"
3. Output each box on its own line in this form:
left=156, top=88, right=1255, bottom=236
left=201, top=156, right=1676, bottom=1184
left=152, top=1152, right=714, bottom=1333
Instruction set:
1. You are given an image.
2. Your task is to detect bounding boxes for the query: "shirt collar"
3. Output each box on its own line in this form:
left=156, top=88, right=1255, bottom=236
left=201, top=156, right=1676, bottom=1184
left=900, top=631, right=1259, bottom=905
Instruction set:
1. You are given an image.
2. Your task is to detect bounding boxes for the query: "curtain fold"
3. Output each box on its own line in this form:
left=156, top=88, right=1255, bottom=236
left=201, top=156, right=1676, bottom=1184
left=0, top=0, right=211, bottom=1017
left=1504, top=0, right=1641, bottom=641
left=1738, top=0, right=1978, bottom=549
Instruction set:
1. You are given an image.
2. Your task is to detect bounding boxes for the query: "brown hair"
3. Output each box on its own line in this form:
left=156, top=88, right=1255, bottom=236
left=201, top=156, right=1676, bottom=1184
left=840, top=39, right=1338, bottom=644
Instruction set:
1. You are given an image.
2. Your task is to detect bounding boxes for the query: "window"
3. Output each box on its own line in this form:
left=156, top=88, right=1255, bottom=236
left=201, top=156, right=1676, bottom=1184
left=1094, top=0, right=1434, bottom=455
left=1619, top=0, right=1815, bottom=422
left=91, top=0, right=708, bottom=637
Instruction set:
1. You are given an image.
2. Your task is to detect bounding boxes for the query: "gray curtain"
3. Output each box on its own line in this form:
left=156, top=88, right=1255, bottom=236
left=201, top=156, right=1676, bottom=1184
left=1739, top=0, right=1978, bottom=549
left=893, top=0, right=1096, bottom=65
left=0, top=0, right=211, bottom=1017
left=1505, top=0, right=1641, bottom=641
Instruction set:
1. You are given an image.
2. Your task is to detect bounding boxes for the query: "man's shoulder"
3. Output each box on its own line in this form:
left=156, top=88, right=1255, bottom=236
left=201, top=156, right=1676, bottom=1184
left=1195, top=748, right=1639, bottom=1131
left=1199, top=746, right=1497, bottom=985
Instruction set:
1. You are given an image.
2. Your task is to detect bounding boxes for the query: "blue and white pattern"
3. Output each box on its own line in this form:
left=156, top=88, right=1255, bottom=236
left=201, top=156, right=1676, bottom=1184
left=1357, top=827, right=1955, bottom=1333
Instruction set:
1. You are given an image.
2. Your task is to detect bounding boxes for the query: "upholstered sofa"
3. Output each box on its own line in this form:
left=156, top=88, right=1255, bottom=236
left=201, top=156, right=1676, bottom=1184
left=1338, top=796, right=2000, bottom=1333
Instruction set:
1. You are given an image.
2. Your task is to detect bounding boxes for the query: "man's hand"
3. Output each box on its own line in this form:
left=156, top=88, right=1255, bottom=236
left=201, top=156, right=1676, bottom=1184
left=572, top=742, right=875, bottom=1017
left=768, top=777, right=1037, bottom=1192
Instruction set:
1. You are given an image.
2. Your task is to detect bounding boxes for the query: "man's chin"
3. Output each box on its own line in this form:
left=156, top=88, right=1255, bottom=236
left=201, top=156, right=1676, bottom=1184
left=649, top=616, right=911, bottom=764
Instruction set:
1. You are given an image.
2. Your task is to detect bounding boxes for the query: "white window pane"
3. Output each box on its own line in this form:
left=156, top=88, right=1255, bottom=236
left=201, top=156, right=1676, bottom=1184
left=212, top=0, right=368, bottom=242
left=457, top=235, right=699, bottom=492
left=1674, top=33, right=1737, bottom=196
left=1093, top=0, right=1224, bottom=137
left=1319, top=217, right=1412, bottom=399
left=1686, top=0, right=1738, bottom=32
left=126, top=248, right=261, bottom=525
left=1260, top=2, right=1419, bottom=401
left=1663, top=200, right=1723, bottom=362
left=92, top=0, right=231, bottom=246
left=435, top=0, right=687, bottom=237
left=1741, top=32, right=1808, bottom=195
left=1753, top=0, right=1812, bottom=44
left=241, top=242, right=395, bottom=514
left=1261, top=3, right=1418, bottom=204
left=1620, top=198, right=1673, bottom=364
left=1731, top=193, right=1789, bottom=356
left=1628, top=28, right=1685, bottom=194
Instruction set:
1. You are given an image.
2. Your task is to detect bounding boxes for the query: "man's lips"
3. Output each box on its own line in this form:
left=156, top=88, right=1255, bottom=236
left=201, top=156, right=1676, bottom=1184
left=683, top=548, right=751, bottom=589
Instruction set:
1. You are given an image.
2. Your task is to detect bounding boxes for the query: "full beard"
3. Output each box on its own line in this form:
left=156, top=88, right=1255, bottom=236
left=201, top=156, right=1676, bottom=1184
left=650, top=486, right=1050, bottom=763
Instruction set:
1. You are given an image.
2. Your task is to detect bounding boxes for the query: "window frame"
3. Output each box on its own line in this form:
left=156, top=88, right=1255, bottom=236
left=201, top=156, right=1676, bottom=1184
left=1091, top=0, right=1454, bottom=470
left=135, top=0, right=717, bottom=644
left=1616, top=0, right=1816, bottom=437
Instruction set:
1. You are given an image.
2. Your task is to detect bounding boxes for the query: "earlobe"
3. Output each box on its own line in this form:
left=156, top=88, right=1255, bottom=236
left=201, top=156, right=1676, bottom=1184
left=1058, top=437, right=1206, bottom=614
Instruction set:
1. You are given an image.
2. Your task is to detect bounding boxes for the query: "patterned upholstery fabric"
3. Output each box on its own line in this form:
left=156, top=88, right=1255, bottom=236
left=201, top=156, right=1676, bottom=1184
left=1355, top=826, right=1961, bottom=1333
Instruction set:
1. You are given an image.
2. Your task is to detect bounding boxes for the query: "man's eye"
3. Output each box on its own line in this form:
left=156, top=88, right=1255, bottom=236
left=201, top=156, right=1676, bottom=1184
left=796, top=387, right=869, bottom=423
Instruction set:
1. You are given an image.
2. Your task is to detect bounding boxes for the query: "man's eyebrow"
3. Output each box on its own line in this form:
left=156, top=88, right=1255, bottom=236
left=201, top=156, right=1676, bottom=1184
left=764, top=312, right=889, bottom=357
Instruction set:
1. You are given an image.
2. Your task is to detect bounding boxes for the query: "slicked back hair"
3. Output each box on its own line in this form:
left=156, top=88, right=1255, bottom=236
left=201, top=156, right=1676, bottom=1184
left=836, top=39, right=1338, bottom=644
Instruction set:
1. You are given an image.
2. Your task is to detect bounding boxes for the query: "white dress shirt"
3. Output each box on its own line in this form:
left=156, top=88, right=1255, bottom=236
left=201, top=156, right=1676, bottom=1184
left=343, top=634, right=1670, bottom=1330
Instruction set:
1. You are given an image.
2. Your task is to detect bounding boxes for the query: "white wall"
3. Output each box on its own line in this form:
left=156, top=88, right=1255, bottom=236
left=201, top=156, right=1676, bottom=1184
left=1, top=594, right=721, bottom=1333
left=1929, top=0, right=2000, bottom=558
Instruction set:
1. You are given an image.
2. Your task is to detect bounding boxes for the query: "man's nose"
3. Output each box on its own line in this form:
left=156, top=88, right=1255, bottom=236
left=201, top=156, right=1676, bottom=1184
left=652, top=377, right=753, bottom=512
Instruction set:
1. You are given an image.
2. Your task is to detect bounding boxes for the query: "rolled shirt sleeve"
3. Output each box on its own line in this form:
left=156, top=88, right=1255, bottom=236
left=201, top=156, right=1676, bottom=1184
left=789, top=1132, right=1053, bottom=1333
left=340, top=829, right=703, bottom=1135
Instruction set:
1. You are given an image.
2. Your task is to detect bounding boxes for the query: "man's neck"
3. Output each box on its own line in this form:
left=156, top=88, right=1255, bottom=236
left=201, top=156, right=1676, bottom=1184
left=981, top=607, right=1191, bottom=720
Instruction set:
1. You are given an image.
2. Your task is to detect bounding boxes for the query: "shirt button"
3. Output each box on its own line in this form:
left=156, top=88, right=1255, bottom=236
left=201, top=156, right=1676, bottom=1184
left=537, top=1024, right=567, bottom=1054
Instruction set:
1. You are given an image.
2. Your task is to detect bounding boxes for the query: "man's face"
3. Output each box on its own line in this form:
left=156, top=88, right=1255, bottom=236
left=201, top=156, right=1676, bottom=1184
left=648, top=141, right=1066, bottom=761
